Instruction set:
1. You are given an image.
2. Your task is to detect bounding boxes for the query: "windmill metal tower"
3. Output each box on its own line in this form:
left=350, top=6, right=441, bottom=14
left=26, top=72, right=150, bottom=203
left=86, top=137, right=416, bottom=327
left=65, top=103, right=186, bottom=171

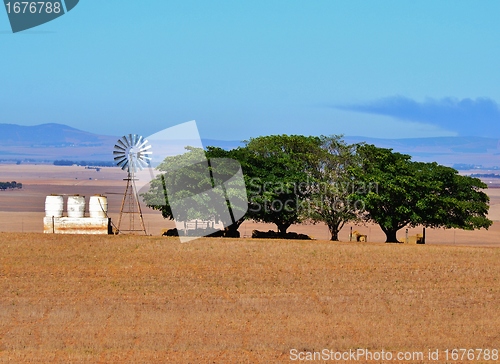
left=113, top=134, right=152, bottom=235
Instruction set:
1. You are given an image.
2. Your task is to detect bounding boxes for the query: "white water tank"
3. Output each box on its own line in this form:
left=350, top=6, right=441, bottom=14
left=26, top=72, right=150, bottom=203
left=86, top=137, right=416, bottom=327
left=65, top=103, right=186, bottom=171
left=45, top=195, right=63, bottom=217
left=67, top=195, right=85, bottom=218
left=89, top=195, right=108, bottom=218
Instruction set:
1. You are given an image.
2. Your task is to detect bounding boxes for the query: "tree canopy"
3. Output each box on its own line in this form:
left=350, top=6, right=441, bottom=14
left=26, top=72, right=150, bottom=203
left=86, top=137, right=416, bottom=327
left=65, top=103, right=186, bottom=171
left=238, top=134, right=323, bottom=234
left=143, top=135, right=492, bottom=242
left=351, top=144, right=492, bottom=242
left=141, top=147, right=247, bottom=236
left=307, top=135, right=363, bottom=241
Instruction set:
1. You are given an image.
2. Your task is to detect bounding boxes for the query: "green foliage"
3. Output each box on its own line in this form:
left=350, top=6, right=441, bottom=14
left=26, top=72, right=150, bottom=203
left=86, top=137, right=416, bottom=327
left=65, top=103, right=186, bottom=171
left=307, top=135, right=363, bottom=240
left=239, top=135, right=323, bottom=234
left=208, top=135, right=325, bottom=234
left=351, top=144, right=492, bottom=242
left=141, top=147, right=209, bottom=221
left=141, top=147, right=247, bottom=231
left=144, top=136, right=492, bottom=243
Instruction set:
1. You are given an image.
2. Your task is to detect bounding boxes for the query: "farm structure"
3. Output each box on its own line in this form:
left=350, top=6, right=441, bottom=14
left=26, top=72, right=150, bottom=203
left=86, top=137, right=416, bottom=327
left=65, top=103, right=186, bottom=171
left=43, top=195, right=112, bottom=235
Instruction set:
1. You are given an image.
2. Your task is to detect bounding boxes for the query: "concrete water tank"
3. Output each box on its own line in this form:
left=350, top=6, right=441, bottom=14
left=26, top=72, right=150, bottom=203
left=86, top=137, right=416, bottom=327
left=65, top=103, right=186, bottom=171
left=45, top=195, right=63, bottom=217
left=89, top=195, right=108, bottom=218
left=67, top=195, right=85, bottom=218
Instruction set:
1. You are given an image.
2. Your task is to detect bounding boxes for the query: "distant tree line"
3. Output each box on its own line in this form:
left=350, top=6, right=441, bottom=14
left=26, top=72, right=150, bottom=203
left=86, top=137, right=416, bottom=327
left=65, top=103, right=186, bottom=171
left=142, top=134, right=492, bottom=242
left=0, top=181, right=22, bottom=190
left=470, top=173, right=500, bottom=179
left=453, top=164, right=500, bottom=171
left=53, top=160, right=116, bottom=167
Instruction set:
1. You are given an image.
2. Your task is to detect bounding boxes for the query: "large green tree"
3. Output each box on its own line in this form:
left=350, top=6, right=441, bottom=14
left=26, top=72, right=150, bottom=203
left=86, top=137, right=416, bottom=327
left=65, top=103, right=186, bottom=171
left=141, top=147, right=247, bottom=236
left=216, top=135, right=322, bottom=235
left=245, top=135, right=323, bottom=234
left=351, top=144, right=492, bottom=242
left=307, top=135, right=364, bottom=241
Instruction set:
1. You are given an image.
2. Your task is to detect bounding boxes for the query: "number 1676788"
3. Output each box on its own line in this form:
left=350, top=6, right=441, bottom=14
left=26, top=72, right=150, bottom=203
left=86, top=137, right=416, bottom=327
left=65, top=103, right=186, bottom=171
left=5, top=2, right=62, bottom=14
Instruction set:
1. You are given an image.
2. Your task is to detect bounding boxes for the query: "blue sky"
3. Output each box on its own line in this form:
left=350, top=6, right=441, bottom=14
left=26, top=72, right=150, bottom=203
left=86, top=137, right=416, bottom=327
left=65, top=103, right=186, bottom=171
left=1, top=1, right=500, bottom=140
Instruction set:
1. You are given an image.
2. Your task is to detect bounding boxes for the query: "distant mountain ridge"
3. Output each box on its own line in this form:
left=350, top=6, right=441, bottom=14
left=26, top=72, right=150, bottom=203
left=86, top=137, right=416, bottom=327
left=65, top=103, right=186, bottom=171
left=0, top=123, right=499, bottom=167
left=344, top=136, right=500, bottom=167
left=0, top=123, right=105, bottom=146
left=0, top=123, right=117, bottom=161
left=345, top=135, right=500, bottom=153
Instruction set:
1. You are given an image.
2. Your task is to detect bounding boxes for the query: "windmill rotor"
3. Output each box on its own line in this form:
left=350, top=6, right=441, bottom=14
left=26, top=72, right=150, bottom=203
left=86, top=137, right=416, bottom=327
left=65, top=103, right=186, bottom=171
left=113, top=134, right=152, bottom=173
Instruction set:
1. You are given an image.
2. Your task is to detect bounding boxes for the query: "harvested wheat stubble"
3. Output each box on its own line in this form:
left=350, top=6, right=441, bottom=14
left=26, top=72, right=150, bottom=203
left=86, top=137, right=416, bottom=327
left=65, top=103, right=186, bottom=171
left=0, top=233, right=499, bottom=363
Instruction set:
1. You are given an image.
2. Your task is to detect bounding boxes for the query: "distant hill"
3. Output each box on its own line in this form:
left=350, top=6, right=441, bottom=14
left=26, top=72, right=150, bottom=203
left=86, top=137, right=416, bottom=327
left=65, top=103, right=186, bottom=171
left=0, top=123, right=117, bottom=162
left=0, top=123, right=104, bottom=146
left=0, top=123, right=499, bottom=167
left=344, top=136, right=500, bottom=167
left=344, top=136, right=500, bottom=153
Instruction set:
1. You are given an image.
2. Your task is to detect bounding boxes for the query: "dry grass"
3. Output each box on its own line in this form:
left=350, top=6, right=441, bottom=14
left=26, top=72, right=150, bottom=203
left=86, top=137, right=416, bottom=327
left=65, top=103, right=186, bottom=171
left=0, top=233, right=499, bottom=363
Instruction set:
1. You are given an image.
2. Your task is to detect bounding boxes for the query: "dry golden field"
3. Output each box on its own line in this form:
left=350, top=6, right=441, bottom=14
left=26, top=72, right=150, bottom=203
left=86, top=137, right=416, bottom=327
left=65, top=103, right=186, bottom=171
left=1, top=165, right=500, bottom=363
left=0, top=234, right=499, bottom=363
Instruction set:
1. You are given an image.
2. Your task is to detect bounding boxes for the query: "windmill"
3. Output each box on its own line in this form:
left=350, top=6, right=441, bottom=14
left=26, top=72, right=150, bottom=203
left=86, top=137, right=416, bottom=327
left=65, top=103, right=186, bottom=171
left=113, top=134, right=152, bottom=235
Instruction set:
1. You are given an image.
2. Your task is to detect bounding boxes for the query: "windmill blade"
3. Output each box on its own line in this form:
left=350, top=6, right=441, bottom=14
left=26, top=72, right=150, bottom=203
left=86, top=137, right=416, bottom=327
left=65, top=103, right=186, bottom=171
left=137, top=158, right=148, bottom=169
left=131, top=161, right=141, bottom=172
left=117, top=160, right=128, bottom=170
left=116, top=139, right=128, bottom=150
left=114, top=156, right=128, bottom=166
left=138, top=151, right=152, bottom=159
left=121, top=136, right=130, bottom=147
left=140, top=154, right=152, bottom=161
left=137, top=137, right=149, bottom=149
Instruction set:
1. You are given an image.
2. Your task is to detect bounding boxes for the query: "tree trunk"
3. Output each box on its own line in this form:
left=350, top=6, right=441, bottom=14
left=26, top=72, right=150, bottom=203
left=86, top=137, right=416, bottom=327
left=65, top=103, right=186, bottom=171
left=328, top=220, right=344, bottom=241
left=383, top=229, right=399, bottom=243
left=329, top=225, right=340, bottom=241
left=224, top=224, right=240, bottom=238
left=223, top=217, right=244, bottom=238
left=276, top=222, right=291, bottom=235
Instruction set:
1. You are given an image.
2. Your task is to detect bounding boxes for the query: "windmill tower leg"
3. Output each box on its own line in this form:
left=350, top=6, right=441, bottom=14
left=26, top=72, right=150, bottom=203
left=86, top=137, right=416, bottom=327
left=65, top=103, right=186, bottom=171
left=116, top=176, right=130, bottom=233
left=133, top=178, right=147, bottom=234
left=116, top=173, right=148, bottom=235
